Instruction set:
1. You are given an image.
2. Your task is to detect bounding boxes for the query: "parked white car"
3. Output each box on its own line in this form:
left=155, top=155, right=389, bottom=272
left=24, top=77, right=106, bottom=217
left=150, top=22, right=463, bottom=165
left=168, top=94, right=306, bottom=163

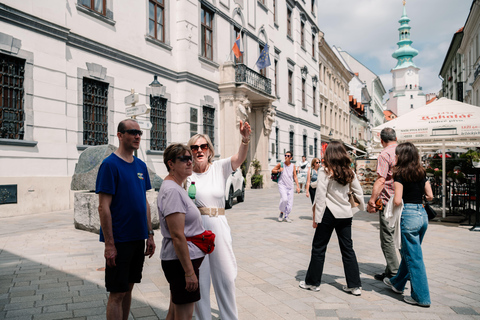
left=225, top=168, right=245, bottom=209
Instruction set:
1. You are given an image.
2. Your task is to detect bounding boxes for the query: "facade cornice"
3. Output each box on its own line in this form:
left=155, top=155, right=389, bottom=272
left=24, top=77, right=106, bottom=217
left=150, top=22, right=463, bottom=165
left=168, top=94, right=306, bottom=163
left=275, top=110, right=320, bottom=130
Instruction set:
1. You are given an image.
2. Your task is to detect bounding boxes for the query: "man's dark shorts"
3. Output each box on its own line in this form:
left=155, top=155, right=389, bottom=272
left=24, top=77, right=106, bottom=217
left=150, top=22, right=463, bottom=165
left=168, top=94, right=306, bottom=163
left=105, top=240, right=145, bottom=292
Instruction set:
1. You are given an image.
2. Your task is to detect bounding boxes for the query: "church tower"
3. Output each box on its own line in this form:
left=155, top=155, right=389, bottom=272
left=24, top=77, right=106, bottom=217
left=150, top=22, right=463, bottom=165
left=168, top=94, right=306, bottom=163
left=386, top=1, right=426, bottom=117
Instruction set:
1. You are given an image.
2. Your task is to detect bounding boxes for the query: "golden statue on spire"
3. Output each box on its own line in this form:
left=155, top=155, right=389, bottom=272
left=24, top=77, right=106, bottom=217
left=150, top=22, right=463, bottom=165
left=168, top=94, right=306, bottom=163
left=403, top=0, right=406, bottom=6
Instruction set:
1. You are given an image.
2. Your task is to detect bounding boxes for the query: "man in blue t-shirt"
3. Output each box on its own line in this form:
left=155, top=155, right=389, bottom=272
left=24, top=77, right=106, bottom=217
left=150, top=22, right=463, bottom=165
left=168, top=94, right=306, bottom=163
left=96, top=119, right=156, bottom=320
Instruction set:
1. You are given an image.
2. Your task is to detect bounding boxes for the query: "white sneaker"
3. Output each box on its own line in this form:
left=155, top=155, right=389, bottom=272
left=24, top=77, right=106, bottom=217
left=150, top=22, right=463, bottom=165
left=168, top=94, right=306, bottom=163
left=299, top=281, right=320, bottom=292
left=404, top=296, right=430, bottom=307
left=383, top=277, right=403, bottom=293
left=278, top=212, right=284, bottom=222
left=342, top=286, right=361, bottom=296
left=284, top=217, right=293, bottom=223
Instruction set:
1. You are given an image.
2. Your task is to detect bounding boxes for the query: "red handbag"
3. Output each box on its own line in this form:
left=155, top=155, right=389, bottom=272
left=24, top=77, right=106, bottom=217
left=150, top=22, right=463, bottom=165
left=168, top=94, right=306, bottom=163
left=186, top=230, right=216, bottom=254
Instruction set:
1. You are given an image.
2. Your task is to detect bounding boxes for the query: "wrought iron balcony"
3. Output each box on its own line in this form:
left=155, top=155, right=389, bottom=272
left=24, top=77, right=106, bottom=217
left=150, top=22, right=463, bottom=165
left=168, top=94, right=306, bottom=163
left=235, top=64, right=271, bottom=95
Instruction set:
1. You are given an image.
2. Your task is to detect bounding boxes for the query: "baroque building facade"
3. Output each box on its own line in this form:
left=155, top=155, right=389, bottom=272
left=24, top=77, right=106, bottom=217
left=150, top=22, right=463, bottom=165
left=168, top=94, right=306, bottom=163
left=317, top=36, right=352, bottom=151
left=0, top=0, right=320, bottom=215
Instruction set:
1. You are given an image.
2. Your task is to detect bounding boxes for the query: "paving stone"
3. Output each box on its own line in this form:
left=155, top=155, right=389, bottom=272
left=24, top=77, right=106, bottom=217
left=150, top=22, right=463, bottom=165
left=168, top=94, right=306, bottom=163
left=32, top=311, right=73, bottom=320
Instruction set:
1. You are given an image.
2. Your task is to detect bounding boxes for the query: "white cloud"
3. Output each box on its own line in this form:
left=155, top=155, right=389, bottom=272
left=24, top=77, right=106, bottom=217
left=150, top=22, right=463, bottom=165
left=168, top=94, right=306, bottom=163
left=318, top=0, right=471, bottom=98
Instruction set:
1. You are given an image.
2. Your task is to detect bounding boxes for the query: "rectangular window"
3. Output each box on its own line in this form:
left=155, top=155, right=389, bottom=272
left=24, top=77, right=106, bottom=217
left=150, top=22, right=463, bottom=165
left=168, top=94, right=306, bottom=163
left=83, top=77, right=108, bottom=146
left=203, top=106, right=215, bottom=145
left=190, top=107, right=198, bottom=137
left=302, top=78, right=306, bottom=109
left=148, top=0, right=165, bottom=42
left=410, top=95, right=413, bottom=99
left=150, top=96, right=167, bottom=151
left=313, top=86, right=316, bottom=114
left=273, top=0, right=276, bottom=23
left=274, top=59, right=278, bottom=97
left=0, top=54, right=25, bottom=140
left=288, top=70, right=293, bottom=103
left=314, top=137, right=318, bottom=158
left=234, top=27, right=243, bottom=64
left=303, top=134, right=307, bottom=157
left=312, top=34, right=315, bottom=57
left=301, top=22, right=305, bottom=47
left=311, top=0, right=315, bottom=13
left=80, top=0, right=106, bottom=15
left=289, top=131, right=294, bottom=154
left=275, top=127, right=279, bottom=160
left=287, top=7, right=292, bottom=37
left=411, top=104, right=414, bottom=109
left=201, top=6, right=214, bottom=60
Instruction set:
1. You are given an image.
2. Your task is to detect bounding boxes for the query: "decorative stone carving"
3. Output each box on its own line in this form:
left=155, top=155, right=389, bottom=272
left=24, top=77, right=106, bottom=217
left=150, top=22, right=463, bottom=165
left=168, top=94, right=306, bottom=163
left=236, top=97, right=251, bottom=127
left=263, top=106, right=276, bottom=136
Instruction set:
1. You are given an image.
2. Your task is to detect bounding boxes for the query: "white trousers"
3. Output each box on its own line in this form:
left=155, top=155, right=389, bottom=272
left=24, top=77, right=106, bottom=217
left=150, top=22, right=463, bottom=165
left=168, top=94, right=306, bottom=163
left=278, top=183, right=294, bottom=218
left=195, top=215, right=238, bottom=320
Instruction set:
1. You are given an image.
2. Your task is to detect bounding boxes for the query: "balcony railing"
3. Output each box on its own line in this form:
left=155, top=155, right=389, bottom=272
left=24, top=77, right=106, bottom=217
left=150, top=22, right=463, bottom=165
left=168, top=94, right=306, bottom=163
left=235, top=64, right=272, bottom=95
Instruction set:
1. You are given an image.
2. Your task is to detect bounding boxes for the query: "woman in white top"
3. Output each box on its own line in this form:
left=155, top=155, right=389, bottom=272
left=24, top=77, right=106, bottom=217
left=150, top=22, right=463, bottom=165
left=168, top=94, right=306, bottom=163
left=305, top=157, right=321, bottom=204
left=299, top=141, right=365, bottom=295
left=186, top=121, right=251, bottom=320
left=297, top=155, right=309, bottom=192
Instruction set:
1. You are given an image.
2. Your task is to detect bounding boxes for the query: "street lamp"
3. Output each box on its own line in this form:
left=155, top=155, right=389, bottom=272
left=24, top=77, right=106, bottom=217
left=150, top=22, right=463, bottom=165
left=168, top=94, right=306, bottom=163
left=149, top=75, right=165, bottom=97
left=328, top=130, right=333, bottom=137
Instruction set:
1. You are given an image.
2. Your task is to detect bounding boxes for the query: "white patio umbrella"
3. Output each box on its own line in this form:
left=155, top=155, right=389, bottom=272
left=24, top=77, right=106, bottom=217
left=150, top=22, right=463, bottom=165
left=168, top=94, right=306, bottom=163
left=435, top=147, right=469, bottom=153
left=372, top=98, right=480, bottom=217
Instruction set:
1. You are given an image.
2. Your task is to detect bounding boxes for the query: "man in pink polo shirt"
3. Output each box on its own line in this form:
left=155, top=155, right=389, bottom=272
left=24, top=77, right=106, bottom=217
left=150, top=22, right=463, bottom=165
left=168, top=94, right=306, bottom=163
left=367, top=127, right=399, bottom=281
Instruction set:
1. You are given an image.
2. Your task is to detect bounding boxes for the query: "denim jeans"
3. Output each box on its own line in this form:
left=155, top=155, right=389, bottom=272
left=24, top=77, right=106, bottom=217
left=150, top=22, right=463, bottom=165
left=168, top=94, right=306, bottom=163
left=389, top=203, right=430, bottom=305
left=305, top=207, right=361, bottom=288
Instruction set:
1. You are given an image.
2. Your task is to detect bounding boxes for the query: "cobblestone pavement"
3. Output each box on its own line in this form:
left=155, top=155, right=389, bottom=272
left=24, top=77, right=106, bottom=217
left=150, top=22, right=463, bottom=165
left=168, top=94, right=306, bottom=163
left=1, top=188, right=480, bottom=319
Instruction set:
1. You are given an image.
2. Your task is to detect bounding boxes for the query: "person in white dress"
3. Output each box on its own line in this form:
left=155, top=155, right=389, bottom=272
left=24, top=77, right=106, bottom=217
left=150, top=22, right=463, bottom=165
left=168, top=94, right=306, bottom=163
left=186, top=121, right=251, bottom=320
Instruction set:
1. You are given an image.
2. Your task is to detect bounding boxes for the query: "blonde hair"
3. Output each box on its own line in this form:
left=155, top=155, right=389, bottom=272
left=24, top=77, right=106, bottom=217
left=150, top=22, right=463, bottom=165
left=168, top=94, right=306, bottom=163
left=187, top=134, right=215, bottom=164
left=310, top=157, right=320, bottom=168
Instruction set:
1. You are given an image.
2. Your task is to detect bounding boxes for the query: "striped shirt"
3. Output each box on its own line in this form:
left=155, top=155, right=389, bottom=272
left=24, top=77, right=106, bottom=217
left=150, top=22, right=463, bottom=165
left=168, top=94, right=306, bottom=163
left=377, top=143, right=397, bottom=205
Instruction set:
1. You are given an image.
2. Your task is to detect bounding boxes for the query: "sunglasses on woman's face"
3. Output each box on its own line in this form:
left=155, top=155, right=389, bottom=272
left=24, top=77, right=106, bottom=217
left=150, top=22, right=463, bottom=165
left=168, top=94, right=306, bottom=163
left=285, top=155, right=291, bottom=158
left=190, top=144, right=209, bottom=153
left=177, top=155, right=193, bottom=163
left=315, top=161, right=320, bottom=164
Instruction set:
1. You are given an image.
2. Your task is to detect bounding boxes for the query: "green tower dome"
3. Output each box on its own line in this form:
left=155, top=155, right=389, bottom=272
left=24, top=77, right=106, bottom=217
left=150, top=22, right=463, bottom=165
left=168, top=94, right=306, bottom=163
left=392, top=2, right=418, bottom=70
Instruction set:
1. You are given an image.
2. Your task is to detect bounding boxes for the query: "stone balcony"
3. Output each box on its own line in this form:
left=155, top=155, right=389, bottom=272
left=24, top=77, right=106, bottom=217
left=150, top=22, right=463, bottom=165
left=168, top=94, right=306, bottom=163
left=219, top=61, right=275, bottom=105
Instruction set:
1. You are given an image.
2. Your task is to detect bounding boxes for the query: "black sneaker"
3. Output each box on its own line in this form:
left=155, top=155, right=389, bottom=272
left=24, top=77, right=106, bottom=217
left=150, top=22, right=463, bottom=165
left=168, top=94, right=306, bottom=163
left=374, top=273, right=386, bottom=281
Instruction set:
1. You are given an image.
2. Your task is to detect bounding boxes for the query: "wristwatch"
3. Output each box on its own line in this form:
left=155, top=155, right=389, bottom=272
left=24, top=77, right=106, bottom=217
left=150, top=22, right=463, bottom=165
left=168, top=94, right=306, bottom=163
left=148, top=230, right=154, bottom=236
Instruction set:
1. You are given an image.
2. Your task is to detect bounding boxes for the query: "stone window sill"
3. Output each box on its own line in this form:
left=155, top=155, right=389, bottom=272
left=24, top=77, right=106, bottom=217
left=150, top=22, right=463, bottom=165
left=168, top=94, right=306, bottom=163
left=0, top=139, right=37, bottom=147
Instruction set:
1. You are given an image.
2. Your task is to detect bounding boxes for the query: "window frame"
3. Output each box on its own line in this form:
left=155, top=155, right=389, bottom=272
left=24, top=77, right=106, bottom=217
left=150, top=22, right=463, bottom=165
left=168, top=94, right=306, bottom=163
left=203, top=105, right=215, bottom=145
left=148, top=0, right=165, bottom=43
left=149, top=95, right=168, bottom=151
left=287, top=7, right=292, bottom=38
left=288, top=69, right=293, bottom=104
left=0, top=54, right=26, bottom=140
left=302, top=78, right=306, bottom=109
left=313, top=85, right=316, bottom=114
left=201, top=5, right=214, bottom=61
left=300, top=21, right=305, bottom=48
left=80, top=0, right=107, bottom=16
left=274, top=59, right=279, bottom=97
left=82, top=77, right=109, bottom=146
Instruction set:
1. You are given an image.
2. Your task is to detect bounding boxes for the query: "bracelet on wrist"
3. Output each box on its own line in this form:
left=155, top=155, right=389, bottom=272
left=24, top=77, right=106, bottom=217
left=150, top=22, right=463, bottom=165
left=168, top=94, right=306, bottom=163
left=241, top=138, right=250, bottom=145
left=185, top=272, right=195, bottom=277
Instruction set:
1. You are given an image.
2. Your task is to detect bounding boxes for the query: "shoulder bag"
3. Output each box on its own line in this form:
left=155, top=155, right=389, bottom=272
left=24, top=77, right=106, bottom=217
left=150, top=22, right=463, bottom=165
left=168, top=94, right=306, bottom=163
left=348, top=182, right=361, bottom=208
left=186, top=230, right=216, bottom=254
left=423, top=195, right=437, bottom=220
left=271, top=162, right=283, bottom=183
left=310, top=169, right=318, bottom=188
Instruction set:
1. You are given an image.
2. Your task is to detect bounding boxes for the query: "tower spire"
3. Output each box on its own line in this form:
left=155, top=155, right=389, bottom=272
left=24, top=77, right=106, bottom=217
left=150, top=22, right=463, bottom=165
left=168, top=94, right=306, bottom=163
left=392, top=1, right=418, bottom=70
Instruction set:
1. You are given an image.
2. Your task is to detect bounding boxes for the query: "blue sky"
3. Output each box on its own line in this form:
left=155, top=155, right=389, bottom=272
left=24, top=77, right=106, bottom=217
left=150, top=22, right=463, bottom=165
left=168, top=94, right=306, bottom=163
left=317, top=0, right=472, bottom=101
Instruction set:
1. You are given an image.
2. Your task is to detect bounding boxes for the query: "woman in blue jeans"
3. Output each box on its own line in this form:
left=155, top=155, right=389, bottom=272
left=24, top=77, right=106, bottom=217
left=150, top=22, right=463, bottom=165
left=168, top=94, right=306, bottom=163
left=383, top=142, right=433, bottom=307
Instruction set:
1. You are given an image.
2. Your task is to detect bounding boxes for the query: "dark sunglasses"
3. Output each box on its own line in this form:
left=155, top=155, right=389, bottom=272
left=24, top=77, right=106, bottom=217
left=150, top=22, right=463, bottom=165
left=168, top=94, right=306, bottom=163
left=121, top=129, right=143, bottom=136
left=315, top=161, right=320, bottom=164
left=190, top=144, right=209, bottom=153
left=177, top=155, right=193, bottom=163
left=285, top=155, right=291, bottom=158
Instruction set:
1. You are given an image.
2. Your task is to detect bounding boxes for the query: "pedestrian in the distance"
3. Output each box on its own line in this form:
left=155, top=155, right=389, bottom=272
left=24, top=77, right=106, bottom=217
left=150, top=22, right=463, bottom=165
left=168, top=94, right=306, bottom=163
left=299, top=141, right=364, bottom=295
left=305, top=157, right=321, bottom=204
left=383, top=142, right=433, bottom=307
left=157, top=143, right=206, bottom=320
left=297, top=155, right=309, bottom=193
left=272, top=151, right=300, bottom=222
left=96, top=119, right=156, bottom=320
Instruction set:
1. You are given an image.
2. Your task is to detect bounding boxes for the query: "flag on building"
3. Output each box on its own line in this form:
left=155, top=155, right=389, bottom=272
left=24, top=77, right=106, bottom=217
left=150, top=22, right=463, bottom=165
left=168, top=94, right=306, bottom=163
left=256, top=44, right=271, bottom=70
left=232, top=34, right=243, bottom=59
